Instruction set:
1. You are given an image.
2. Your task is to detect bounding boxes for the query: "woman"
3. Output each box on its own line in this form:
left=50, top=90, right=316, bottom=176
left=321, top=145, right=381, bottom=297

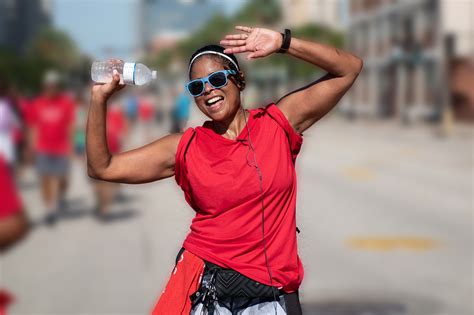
left=87, top=25, right=362, bottom=314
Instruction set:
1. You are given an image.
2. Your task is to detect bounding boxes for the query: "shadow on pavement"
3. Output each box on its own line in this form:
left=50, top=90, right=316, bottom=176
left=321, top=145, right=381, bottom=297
left=95, top=208, right=139, bottom=223
left=302, top=301, right=406, bottom=315
left=114, top=192, right=138, bottom=204
left=30, top=195, right=140, bottom=227
left=301, top=292, right=443, bottom=315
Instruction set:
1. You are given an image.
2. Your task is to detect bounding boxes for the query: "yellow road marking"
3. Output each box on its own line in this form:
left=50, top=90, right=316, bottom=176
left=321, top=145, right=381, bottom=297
left=342, top=147, right=418, bottom=181
left=347, top=237, right=439, bottom=251
left=343, top=167, right=376, bottom=181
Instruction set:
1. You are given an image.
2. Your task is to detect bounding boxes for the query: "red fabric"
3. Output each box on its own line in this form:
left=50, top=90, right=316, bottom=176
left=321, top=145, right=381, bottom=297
left=107, top=107, right=126, bottom=154
left=0, top=290, right=14, bottom=315
left=151, top=249, right=205, bottom=315
left=31, top=94, right=75, bottom=155
left=19, top=98, right=35, bottom=127
left=175, top=103, right=304, bottom=293
left=0, top=158, right=22, bottom=219
left=138, top=99, right=154, bottom=121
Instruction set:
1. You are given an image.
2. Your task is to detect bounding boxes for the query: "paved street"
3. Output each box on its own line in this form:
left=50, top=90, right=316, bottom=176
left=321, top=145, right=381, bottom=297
left=1, top=110, right=472, bottom=315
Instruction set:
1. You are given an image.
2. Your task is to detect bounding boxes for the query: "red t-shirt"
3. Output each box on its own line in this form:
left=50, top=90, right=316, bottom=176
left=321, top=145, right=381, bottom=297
left=175, top=103, right=304, bottom=292
left=31, top=94, right=75, bottom=155
left=0, top=157, right=22, bottom=219
left=138, top=99, right=154, bottom=122
left=107, top=107, right=126, bottom=154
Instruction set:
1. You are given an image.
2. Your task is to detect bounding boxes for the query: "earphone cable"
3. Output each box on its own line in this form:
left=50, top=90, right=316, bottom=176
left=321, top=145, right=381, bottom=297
left=242, top=107, right=279, bottom=315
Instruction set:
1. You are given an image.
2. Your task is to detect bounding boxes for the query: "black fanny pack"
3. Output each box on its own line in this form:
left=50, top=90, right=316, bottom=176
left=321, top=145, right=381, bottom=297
left=196, top=260, right=281, bottom=300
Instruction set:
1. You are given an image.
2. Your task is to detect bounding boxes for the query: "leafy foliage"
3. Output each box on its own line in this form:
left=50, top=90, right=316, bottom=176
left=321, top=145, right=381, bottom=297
left=148, top=0, right=344, bottom=82
left=0, top=27, right=82, bottom=92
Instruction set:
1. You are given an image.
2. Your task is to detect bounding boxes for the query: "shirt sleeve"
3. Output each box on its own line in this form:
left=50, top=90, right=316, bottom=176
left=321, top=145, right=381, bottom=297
left=265, top=103, right=303, bottom=162
left=174, top=127, right=196, bottom=187
left=0, top=159, right=22, bottom=219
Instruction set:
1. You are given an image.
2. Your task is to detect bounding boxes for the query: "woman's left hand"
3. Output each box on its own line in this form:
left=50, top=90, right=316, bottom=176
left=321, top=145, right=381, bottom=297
left=220, top=26, right=282, bottom=60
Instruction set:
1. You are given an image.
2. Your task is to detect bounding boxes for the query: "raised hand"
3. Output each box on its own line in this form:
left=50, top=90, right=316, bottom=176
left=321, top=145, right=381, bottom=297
left=220, top=26, right=282, bottom=60
left=91, top=59, right=126, bottom=103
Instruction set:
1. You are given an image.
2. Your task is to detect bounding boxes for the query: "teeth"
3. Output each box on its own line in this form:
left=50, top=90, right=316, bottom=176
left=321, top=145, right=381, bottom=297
left=206, top=96, right=223, bottom=105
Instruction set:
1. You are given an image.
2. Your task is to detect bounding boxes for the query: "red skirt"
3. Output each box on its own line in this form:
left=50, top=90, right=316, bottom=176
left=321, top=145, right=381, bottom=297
left=151, top=249, right=205, bottom=315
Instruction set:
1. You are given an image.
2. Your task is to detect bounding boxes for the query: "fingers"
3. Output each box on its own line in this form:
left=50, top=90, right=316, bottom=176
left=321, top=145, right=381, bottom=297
left=235, top=25, right=253, bottom=33
left=220, top=39, right=246, bottom=46
left=224, top=34, right=248, bottom=40
left=223, top=45, right=250, bottom=54
left=111, top=70, right=121, bottom=87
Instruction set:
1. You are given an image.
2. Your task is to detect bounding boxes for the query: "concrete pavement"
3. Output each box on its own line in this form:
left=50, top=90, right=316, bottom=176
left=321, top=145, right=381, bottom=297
left=1, top=113, right=472, bottom=315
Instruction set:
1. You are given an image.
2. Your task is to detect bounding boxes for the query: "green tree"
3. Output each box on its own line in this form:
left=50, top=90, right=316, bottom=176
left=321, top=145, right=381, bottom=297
left=28, top=27, right=80, bottom=71
left=0, top=27, right=82, bottom=92
left=148, top=1, right=344, bottom=84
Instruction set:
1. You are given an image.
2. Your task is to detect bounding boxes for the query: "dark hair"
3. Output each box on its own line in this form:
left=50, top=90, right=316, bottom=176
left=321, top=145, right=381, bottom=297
left=188, top=44, right=240, bottom=79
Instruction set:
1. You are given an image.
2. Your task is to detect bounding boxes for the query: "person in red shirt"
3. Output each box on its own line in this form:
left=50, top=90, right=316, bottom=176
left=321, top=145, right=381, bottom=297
left=31, top=71, right=75, bottom=226
left=138, top=95, right=155, bottom=141
left=87, top=25, right=362, bottom=314
left=0, top=156, right=29, bottom=315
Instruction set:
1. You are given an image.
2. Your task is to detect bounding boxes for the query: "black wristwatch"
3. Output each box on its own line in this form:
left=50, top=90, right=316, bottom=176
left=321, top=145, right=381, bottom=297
left=278, top=29, right=291, bottom=53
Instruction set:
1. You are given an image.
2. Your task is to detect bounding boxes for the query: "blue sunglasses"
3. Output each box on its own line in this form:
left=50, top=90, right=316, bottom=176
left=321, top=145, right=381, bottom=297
left=185, top=70, right=237, bottom=97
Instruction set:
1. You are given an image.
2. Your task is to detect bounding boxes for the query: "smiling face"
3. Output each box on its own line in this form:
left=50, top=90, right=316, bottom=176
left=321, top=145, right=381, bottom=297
left=189, top=56, right=243, bottom=122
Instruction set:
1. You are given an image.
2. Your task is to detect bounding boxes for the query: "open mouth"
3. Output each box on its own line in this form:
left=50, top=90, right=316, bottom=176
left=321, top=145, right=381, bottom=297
left=205, top=95, right=224, bottom=106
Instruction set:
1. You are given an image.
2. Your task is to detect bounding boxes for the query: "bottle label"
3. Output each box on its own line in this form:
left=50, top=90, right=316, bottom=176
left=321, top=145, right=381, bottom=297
left=123, top=62, right=136, bottom=84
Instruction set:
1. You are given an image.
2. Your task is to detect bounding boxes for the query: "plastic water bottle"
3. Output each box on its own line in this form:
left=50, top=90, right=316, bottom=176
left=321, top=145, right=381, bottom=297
left=91, top=60, right=157, bottom=86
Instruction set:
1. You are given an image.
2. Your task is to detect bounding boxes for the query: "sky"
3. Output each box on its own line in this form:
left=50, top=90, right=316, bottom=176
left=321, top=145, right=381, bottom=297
left=53, top=0, right=246, bottom=61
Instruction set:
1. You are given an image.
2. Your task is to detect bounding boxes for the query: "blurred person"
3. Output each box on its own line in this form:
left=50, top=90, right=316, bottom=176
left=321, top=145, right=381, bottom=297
left=0, top=77, right=20, bottom=168
left=171, top=89, right=191, bottom=133
left=154, top=91, right=165, bottom=125
left=0, top=156, right=29, bottom=315
left=10, top=89, right=35, bottom=171
left=0, top=156, right=29, bottom=252
left=31, top=71, right=75, bottom=226
left=74, top=91, right=88, bottom=159
left=125, top=94, right=139, bottom=126
left=92, top=102, right=127, bottom=221
left=87, top=25, right=362, bottom=314
left=138, top=95, right=155, bottom=141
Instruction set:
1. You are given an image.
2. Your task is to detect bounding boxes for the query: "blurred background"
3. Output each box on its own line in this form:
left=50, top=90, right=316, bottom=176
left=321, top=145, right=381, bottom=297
left=0, top=0, right=472, bottom=314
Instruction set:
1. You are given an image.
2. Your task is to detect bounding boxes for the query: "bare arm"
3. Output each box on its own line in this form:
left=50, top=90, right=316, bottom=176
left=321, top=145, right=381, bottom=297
left=0, top=212, right=29, bottom=253
left=277, top=38, right=363, bottom=133
left=86, top=73, right=181, bottom=184
left=221, top=26, right=363, bottom=133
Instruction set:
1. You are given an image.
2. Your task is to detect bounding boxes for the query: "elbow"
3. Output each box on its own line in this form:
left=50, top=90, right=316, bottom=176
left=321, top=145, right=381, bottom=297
left=87, top=164, right=102, bottom=180
left=86, top=155, right=113, bottom=180
left=353, top=57, right=363, bottom=76
left=344, top=57, right=363, bottom=81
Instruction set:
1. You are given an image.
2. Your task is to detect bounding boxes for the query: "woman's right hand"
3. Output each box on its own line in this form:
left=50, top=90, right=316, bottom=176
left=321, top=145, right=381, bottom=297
left=91, top=70, right=126, bottom=103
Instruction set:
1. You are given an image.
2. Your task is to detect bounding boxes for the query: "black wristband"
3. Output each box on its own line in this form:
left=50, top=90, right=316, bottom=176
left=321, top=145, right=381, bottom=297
left=278, top=29, right=291, bottom=53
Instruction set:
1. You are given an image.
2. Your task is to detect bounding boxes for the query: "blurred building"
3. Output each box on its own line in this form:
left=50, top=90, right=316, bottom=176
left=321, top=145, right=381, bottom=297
left=137, top=0, right=226, bottom=54
left=346, top=0, right=474, bottom=123
left=281, top=0, right=343, bottom=30
left=0, top=0, right=51, bottom=54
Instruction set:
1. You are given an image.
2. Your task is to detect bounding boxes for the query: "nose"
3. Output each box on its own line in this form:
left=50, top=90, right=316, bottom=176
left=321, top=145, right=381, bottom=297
left=203, top=81, right=213, bottom=94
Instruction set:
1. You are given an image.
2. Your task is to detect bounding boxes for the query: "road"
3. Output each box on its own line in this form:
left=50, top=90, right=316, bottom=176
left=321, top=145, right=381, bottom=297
left=2, top=110, right=472, bottom=315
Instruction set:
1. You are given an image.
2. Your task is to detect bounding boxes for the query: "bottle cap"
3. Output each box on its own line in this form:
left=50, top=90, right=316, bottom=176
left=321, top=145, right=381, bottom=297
left=152, top=70, right=157, bottom=80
